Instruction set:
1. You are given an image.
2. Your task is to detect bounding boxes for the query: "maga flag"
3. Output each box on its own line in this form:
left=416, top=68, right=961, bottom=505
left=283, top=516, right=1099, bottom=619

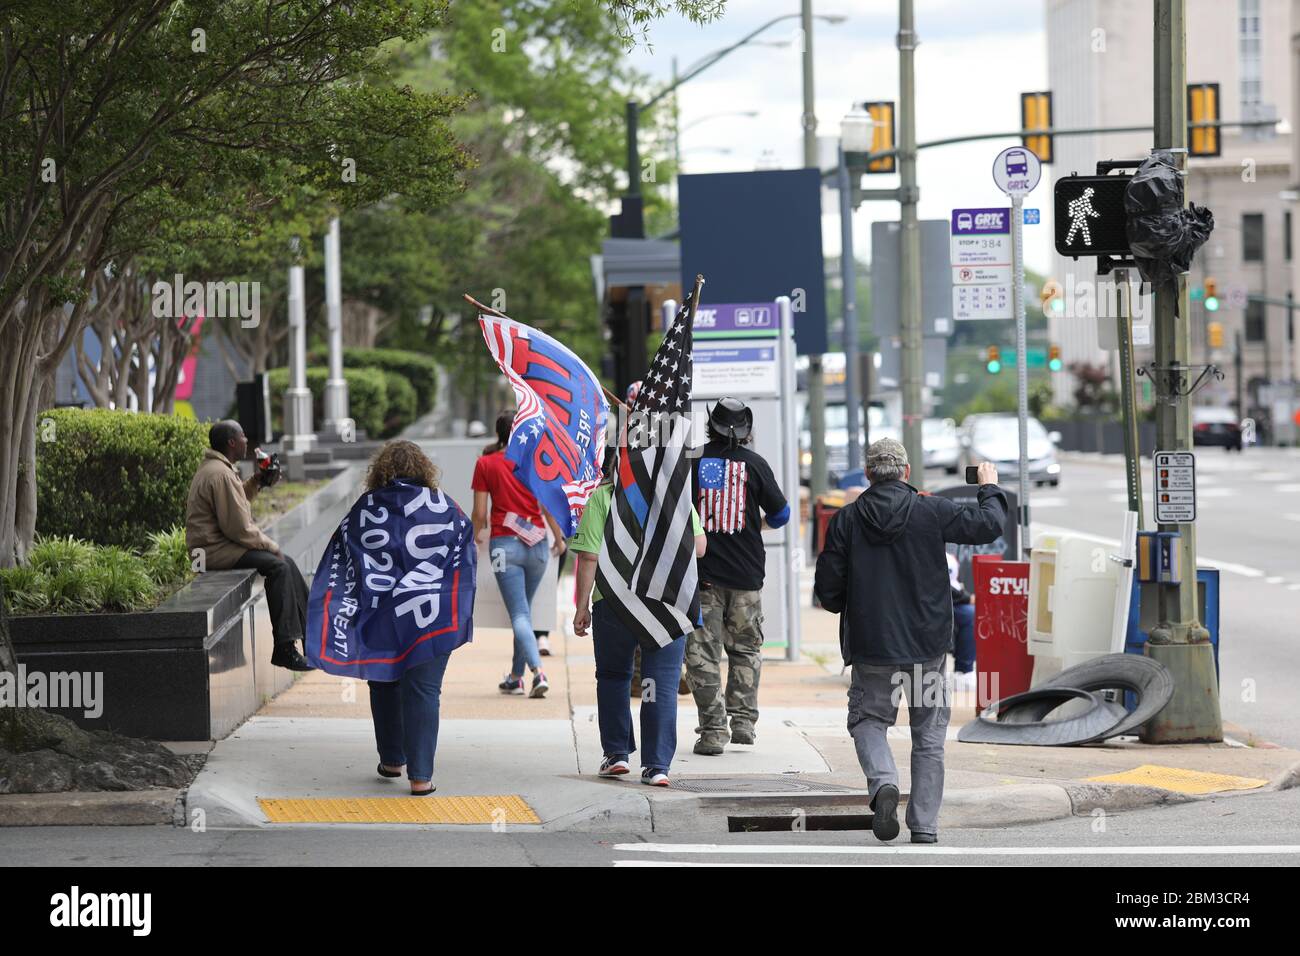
left=306, top=480, right=476, bottom=682
left=478, top=311, right=608, bottom=536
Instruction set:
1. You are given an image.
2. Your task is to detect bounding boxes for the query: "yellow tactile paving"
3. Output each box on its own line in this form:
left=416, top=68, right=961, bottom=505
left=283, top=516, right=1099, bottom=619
left=257, top=795, right=540, bottom=824
left=1085, top=764, right=1269, bottom=795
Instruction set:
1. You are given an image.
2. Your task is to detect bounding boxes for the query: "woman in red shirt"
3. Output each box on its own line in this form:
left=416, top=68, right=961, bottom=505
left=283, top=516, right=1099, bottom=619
left=471, top=411, right=565, bottom=698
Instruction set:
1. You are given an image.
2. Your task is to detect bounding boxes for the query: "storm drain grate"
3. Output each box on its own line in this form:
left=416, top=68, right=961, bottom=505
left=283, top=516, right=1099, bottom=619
left=670, top=776, right=863, bottom=795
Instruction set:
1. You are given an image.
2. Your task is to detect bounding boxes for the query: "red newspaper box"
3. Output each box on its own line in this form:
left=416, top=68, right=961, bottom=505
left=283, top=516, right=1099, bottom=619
left=971, top=555, right=1033, bottom=710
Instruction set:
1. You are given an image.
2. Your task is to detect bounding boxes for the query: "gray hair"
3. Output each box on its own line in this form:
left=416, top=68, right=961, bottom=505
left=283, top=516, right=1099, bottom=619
left=866, top=460, right=907, bottom=483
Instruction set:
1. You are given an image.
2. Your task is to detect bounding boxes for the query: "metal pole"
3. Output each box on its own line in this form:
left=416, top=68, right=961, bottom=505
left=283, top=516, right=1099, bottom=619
left=1144, top=0, right=1221, bottom=744
left=672, top=57, right=681, bottom=206
left=625, top=100, right=641, bottom=204
left=322, top=217, right=350, bottom=438
left=838, top=145, right=861, bottom=473
left=282, top=244, right=315, bottom=454
left=1116, top=268, right=1145, bottom=526
left=1011, top=194, right=1029, bottom=557
left=802, top=0, right=827, bottom=500
left=898, top=0, right=924, bottom=489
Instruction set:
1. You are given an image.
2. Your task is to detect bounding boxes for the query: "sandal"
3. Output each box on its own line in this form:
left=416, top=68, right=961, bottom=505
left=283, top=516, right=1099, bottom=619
left=410, top=784, right=436, bottom=796
left=377, top=763, right=403, bottom=778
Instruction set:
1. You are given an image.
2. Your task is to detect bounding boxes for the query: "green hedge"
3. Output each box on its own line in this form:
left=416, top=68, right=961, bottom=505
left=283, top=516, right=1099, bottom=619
left=308, top=346, right=439, bottom=412
left=379, top=371, right=417, bottom=437
left=267, top=366, right=389, bottom=439
left=35, top=409, right=209, bottom=549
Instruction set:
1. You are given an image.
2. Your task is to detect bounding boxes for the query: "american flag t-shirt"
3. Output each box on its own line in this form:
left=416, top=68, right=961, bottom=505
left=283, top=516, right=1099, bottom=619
left=698, top=457, right=747, bottom=534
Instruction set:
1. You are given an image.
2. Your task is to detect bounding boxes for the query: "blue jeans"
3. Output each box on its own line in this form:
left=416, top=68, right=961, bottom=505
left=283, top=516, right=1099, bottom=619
left=591, top=599, right=688, bottom=772
left=490, top=534, right=549, bottom=676
left=368, top=653, right=452, bottom=783
left=953, top=602, right=975, bottom=673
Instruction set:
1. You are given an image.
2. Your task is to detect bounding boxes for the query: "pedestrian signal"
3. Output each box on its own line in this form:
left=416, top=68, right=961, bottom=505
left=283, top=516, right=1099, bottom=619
left=863, top=101, right=896, bottom=174
left=985, top=346, right=1002, bottom=374
left=1188, top=83, right=1221, bottom=158
left=1048, top=345, right=1063, bottom=372
left=1053, top=174, right=1133, bottom=258
left=1020, top=91, right=1053, bottom=164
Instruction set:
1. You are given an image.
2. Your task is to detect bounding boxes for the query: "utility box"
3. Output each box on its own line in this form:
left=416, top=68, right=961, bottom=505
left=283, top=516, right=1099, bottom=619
left=1027, top=530, right=1125, bottom=670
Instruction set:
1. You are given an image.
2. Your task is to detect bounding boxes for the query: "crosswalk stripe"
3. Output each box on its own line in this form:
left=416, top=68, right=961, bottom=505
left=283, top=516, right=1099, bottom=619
left=612, top=842, right=1300, bottom=856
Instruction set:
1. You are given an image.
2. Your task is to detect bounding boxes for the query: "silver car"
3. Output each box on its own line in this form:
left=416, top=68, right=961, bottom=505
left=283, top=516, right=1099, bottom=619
left=958, top=414, right=1062, bottom=487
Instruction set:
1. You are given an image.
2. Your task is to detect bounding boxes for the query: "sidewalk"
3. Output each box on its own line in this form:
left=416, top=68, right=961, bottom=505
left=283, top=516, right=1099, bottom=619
left=182, top=575, right=1300, bottom=834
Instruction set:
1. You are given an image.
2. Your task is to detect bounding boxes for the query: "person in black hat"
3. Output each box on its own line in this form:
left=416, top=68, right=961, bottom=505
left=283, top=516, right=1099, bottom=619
left=685, top=397, right=790, bottom=755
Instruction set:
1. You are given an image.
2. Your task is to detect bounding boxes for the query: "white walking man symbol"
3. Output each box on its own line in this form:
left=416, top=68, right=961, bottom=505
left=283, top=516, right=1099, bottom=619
left=1065, top=187, right=1101, bottom=246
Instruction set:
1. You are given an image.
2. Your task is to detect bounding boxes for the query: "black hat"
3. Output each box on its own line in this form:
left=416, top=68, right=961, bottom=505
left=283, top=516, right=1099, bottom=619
left=708, top=397, right=753, bottom=443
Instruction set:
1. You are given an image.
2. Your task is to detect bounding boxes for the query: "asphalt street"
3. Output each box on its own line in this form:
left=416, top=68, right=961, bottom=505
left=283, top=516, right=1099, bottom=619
left=923, top=447, right=1300, bottom=749
left=0, top=789, right=1296, bottom=866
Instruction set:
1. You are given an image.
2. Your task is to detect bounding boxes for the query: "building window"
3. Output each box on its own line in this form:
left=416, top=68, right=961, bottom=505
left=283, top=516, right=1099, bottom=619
left=1239, top=0, right=1274, bottom=140
left=1245, top=300, right=1266, bottom=341
left=1243, top=213, right=1265, bottom=261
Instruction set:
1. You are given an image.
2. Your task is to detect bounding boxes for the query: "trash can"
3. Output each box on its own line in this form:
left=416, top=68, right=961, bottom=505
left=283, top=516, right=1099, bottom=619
left=971, top=555, right=1034, bottom=710
left=1027, top=530, right=1127, bottom=673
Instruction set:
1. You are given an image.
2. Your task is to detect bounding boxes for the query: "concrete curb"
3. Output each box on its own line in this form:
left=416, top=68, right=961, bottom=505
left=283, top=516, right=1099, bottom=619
left=0, top=789, right=182, bottom=826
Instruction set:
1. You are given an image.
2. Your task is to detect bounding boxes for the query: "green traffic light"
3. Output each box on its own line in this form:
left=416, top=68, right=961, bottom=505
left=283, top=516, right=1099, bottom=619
left=1049, top=358, right=1063, bottom=371
left=987, top=360, right=1001, bottom=374
left=1205, top=296, right=1219, bottom=312
left=1050, top=298, right=1064, bottom=313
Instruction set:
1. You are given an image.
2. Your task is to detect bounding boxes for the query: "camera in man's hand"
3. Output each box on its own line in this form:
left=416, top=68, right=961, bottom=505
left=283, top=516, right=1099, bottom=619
left=255, top=449, right=282, bottom=488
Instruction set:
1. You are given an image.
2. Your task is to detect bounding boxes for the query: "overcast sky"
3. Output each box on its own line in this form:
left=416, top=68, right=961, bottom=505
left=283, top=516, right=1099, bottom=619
left=626, top=0, right=1054, bottom=273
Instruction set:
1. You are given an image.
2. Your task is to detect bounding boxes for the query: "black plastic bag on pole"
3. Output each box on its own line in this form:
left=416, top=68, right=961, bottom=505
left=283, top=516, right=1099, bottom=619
left=1124, top=149, right=1215, bottom=285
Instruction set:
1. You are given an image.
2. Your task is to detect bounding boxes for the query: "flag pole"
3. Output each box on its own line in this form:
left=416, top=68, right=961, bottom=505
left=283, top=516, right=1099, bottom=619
left=686, top=274, right=705, bottom=326
left=462, top=292, right=509, bottom=319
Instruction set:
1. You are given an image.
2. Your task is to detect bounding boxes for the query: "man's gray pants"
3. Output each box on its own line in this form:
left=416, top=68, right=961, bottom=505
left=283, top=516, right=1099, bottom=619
left=847, top=655, right=949, bottom=836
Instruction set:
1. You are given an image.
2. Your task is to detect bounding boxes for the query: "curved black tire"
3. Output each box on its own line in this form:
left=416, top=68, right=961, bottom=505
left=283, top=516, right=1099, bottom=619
left=1038, top=653, right=1175, bottom=743
left=957, top=687, right=1128, bottom=746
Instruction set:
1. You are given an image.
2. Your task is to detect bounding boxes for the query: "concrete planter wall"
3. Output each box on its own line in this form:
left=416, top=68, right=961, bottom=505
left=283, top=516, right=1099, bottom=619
left=1051, top=419, right=1156, bottom=456
left=9, top=570, right=290, bottom=741
left=9, top=461, right=369, bottom=743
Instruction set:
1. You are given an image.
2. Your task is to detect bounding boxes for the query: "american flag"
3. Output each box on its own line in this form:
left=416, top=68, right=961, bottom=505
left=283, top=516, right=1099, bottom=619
left=595, top=281, right=703, bottom=650
left=698, top=457, right=748, bottom=534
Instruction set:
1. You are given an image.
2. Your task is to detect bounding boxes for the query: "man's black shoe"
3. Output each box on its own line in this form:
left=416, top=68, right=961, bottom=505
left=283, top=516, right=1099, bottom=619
left=271, top=644, right=314, bottom=671
left=910, top=832, right=937, bottom=845
left=870, top=783, right=901, bottom=842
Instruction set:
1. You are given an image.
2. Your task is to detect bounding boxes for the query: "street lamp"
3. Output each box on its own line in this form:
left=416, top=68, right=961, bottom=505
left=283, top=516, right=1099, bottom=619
left=837, top=107, right=871, bottom=471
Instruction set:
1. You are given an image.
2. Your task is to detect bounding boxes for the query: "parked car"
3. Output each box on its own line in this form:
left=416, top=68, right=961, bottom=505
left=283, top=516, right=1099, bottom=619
left=1192, top=406, right=1244, bottom=451
left=923, top=417, right=961, bottom=473
left=958, top=413, right=1062, bottom=487
left=800, top=403, right=899, bottom=485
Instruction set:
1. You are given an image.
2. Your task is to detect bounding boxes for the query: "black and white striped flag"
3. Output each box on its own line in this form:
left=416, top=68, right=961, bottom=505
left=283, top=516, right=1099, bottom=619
left=595, top=283, right=703, bottom=650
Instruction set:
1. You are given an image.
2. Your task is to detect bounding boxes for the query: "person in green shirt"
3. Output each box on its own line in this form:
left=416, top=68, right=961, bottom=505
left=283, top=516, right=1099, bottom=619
left=570, top=453, right=706, bottom=788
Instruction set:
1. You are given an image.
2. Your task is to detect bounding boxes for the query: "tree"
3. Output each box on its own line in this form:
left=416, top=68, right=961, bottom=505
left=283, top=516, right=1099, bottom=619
left=0, top=1, right=471, bottom=567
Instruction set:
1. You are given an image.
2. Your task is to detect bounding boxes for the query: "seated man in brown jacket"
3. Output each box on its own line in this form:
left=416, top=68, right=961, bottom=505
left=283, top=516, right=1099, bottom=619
left=185, top=420, right=313, bottom=671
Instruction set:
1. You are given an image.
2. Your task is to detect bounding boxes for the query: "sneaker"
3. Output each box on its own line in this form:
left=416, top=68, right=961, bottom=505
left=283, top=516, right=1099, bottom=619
left=910, top=831, right=938, bottom=845
left=529, top=670, right=550, bottom=698
left=498, top=674, right=525, bottom=695
left=871, top=783, right=901, bottom=842
left=693, top=733, right=727, bottom=756
left=599, top=755, right=630, bottom=777
left=641, top=768, right=670, bottom=787
left=730, top=724, right=755, bottom=746
left=537, top=635, right=552, bottom=656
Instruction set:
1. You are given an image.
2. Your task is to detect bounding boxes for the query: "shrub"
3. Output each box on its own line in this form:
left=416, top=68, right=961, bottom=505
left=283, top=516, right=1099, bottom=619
left=266, top=366, right=388, bottom=440
left=0, top=565, right=50, bottom=614
left=378, top=371, right=417, bottom=437
left=35, top=408, right=209, bottom=549
left=144, top=527, right=191, bottom=587
left=91, top=547, right=158, bottom=611
left=308, top=346, right=439, bottom=412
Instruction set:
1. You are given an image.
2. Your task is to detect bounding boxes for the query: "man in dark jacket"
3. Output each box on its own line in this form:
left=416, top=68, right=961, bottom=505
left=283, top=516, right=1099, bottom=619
left=814, top=438, right=1006, bottom=844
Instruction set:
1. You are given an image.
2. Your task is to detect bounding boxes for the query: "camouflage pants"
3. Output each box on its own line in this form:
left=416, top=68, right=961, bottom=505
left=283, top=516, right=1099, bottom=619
left=686, top=586, right=764, bottom=736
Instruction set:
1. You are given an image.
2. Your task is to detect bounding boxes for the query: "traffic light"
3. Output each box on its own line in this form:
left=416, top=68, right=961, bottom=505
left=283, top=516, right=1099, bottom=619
left=1054, top=174, right=1133, bottom=258
left=1207, top=321, right=1224, bottom=349
left=1020, top=91, right=1054, bottom=164
left=1204, top=277, right=1219, bottom=312
left=1048, top=345, right=1063, bottom=372
left=985, top=346, right=1002, bottom=374
left=1187, top=82, right=1221, bottom=158
left=863, top=101, right=896, bottom=174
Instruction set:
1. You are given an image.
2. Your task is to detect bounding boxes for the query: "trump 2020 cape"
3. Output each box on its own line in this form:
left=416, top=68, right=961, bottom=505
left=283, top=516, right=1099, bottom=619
left=307, top=480, right=476, bottom=681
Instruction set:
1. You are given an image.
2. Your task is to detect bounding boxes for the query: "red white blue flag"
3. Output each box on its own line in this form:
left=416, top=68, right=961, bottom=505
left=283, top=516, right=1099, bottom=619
left=478, top=312, right=608, bottom=537
left=307, top=481, right=477, bottom=682
left=697, top=457, right=748, bottom=534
